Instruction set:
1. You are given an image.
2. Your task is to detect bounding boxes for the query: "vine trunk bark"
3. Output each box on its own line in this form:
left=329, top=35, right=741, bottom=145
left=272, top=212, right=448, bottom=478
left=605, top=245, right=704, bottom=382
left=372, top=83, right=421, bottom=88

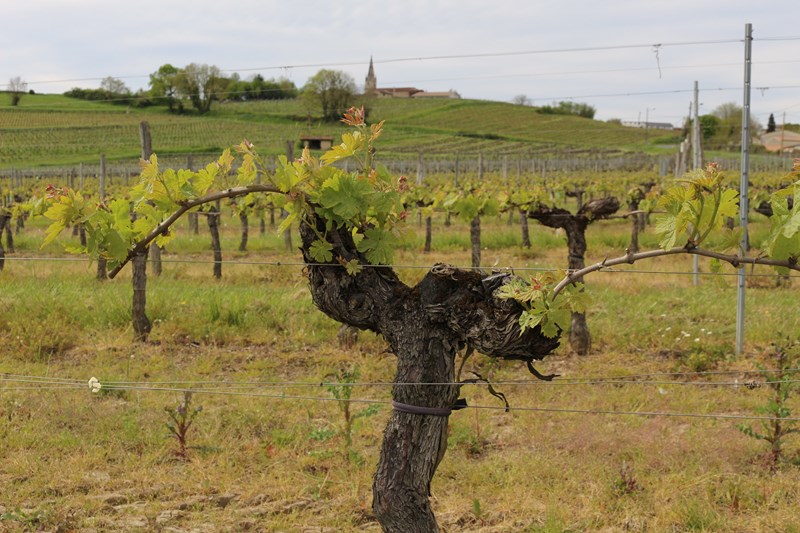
left=132, top=250, right=151, bottom=342
left=299, top=217, right=559, bottom=531
left=97, top=257, right=108, bottom=280
left=424, top=216, right=432, bottom=253
left=5, top=220, right=14, bottom=254
left=208, top=202, right=222, bottom=279
left=239, top=212, right=249, bottom=251
left=528, top=197, right=620, bottom=355
left=520, top=209, right=531, bottom=248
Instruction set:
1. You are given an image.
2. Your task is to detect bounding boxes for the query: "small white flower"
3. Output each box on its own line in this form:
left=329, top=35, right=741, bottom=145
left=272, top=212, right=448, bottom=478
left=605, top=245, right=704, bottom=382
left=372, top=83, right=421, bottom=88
left=694, top=338, right=700, bottom=342
left=665, top=326, right=672, bottom=331
left=658, top=387, right=668, bottom=395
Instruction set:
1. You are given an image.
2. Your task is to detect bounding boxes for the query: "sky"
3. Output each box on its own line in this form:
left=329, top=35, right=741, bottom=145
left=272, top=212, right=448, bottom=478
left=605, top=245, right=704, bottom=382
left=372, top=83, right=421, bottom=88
left=2, top=0, right=799, bottom=127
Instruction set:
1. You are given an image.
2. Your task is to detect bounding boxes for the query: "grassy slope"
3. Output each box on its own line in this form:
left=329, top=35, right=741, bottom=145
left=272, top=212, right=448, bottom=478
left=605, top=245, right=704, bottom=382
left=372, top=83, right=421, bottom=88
left=0, top=94, right=675, bottom=168
left=0, top=212, right=798, bottom=531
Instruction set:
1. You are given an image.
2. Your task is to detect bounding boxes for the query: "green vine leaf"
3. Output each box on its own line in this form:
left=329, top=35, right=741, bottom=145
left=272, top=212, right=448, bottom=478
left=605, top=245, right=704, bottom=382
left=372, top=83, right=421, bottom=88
left=317, top=174, right=372, bottom=225
left=342, top=259, right=363, bottom=276
left=309, top=239, right=334, bottom=263
left=320, top=131, right=366, bottom=166
left=356, top=227, right=397, bottom=265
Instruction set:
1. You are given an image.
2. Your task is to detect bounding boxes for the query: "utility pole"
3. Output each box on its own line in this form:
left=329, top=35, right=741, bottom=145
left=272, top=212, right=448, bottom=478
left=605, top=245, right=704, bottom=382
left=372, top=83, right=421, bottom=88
left=780, top=111, right=786, bottom=156
left=736, top=23, right=753, bottom=356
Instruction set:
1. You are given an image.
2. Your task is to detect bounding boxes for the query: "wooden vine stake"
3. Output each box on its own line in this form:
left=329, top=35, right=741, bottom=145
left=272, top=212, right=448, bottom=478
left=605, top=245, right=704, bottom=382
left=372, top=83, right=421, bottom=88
left=140, top=122, right=162, bottom=276
left=0, top=212, right=7, bottom=271
left=208, top=199, right=223, bottom=279
left=96, top=154, right=108, bottom=280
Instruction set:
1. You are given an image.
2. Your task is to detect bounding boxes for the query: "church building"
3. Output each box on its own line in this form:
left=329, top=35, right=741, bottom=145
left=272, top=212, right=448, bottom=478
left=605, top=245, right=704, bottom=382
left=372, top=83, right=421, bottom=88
left=364, top=57, right=460, bottom=99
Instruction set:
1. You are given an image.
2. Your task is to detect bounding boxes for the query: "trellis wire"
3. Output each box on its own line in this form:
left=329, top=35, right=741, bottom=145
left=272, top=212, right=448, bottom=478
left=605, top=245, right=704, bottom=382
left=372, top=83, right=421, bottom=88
left=2, top=378, right=799, bottom=423
left=3, top=255, right=798, bottom=279
left=4, top=371, right=799, bottom=389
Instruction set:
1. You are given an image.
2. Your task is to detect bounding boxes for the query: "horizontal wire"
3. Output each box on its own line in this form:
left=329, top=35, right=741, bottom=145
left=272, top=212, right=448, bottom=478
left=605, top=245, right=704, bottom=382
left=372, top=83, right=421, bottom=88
left=0, top=59, right=776, bottom=101
left=0, top=386, right=87, bottom=391
left=89, top=378, right=800, bottom=388
left=384, top=59, right=800, bottom=86
left=2, top=255, right=798, bottom=278
left=4, top=372, right=798, bottom=389
left=0, top=374, right=84, bottom=383
left=534, top=84, right=800, bottom=102
left=467, top=403, right=800, bottom=422
left=3, top=380, right=797, bottom=423
left=7, top=367, right=797, bottom=383
left=100, top=383, right=800, bottom=422
left=0, top=377, right=85, bottom=386
left=0, top=37, right=751, bottom=90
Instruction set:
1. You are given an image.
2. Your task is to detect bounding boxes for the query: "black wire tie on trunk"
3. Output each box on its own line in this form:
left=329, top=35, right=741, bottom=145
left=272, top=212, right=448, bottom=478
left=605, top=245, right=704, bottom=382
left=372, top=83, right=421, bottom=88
left=392, top=398, right=469, bottom=416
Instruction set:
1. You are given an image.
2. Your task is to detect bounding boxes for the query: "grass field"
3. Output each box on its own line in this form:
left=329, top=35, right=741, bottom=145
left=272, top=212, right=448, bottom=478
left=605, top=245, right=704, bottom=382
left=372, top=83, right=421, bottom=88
left=0, top=94, right=677, bottom=168
left=1, top=210, right=798, bottom=531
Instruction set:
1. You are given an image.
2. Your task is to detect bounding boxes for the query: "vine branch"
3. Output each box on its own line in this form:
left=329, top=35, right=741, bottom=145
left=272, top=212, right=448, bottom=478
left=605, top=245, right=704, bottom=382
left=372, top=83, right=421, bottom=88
left=551, top=246, right=800, bottom=298
left=109, top=183, right=281, bottom=278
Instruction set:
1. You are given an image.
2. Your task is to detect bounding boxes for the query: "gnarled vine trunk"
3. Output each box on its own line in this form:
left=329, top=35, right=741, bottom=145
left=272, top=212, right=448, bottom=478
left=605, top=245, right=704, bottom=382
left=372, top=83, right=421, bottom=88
left=529, top=197, right=620, bottom=355
left=299, top=217, right=558, bottom=531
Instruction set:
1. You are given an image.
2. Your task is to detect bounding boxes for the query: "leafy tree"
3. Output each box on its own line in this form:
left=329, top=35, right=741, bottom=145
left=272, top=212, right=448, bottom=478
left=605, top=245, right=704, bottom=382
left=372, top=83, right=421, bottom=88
left=259, top=76, right=298, bottom=100
left=767, top=113, right=777, bottom=133
left=228, top=74, right=298, bottom=101
left=706, top=102, right=763, bottom=148
left=100, top=76, right=131, bottom=95
left=149, top=64, right=183, bottom=113
left=699, top=114, right=721, bottom=141
left=539, top=101, right=596, bottom=119
left=512, top=94, right=531, bottom=106
left=302, top=69, right=356, bottom=121
left=174, top=63, right=229, bottom=114
left=7, top=77, right=28, bottom=106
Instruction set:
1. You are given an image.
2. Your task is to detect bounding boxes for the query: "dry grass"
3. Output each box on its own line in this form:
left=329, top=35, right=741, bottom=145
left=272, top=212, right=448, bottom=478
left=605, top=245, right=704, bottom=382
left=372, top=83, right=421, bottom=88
left=1, top=215, right=798, bottom=532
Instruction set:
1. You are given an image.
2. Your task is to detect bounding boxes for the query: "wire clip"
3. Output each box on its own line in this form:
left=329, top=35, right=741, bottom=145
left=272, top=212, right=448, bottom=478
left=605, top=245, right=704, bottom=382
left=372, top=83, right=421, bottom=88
left=87, top=377, right=102, bottom=393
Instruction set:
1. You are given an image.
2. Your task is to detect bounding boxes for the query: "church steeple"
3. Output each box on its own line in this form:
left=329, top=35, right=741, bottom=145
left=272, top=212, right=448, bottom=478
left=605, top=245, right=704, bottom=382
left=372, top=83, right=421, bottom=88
left=365, top=56, right=377, bottom=96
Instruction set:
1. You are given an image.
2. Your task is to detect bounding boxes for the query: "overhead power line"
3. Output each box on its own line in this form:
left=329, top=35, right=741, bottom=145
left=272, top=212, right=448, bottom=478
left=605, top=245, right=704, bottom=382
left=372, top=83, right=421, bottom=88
left=533, top=85, right=800, bottom=102
left=4, top=36, right=799, bottom=90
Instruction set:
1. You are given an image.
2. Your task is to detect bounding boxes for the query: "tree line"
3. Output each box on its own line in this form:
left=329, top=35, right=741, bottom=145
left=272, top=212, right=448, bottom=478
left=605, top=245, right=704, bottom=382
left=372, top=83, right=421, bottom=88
left=51, top=64, right=361, bottom=120
left=60, top=64, right=300, bottom=114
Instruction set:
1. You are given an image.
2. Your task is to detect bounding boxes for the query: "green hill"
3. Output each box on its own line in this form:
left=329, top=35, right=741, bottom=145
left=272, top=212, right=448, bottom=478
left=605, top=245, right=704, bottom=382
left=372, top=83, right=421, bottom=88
left=0, top=93, right=677, bottom=168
